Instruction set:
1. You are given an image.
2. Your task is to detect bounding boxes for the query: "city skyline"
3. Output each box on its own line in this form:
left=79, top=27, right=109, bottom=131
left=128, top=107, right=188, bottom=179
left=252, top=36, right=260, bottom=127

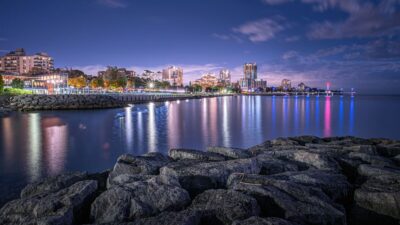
left=1, top=0, right=400, bottom=93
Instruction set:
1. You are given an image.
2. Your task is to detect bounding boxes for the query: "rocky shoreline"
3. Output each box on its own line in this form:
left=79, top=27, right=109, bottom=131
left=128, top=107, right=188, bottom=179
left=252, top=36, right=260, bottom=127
left=1, top=136, right=399, bottom=225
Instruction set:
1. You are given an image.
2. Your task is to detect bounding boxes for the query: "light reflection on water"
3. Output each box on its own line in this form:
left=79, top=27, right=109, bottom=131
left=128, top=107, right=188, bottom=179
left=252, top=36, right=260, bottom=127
left=1, top=95, right=400, bottom=206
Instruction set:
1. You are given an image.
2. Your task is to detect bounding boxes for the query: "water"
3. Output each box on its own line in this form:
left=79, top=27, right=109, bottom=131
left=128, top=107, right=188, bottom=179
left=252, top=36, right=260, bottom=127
left=1, top=95, right=400, bottom=205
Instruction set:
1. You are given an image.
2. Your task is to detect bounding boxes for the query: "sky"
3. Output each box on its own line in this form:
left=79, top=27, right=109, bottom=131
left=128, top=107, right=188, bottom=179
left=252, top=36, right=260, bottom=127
left=0, top=0, right=400, bottom=94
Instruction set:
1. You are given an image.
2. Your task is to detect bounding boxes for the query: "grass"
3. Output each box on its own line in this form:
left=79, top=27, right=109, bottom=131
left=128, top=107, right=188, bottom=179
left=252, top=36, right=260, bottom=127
left=1, top=88, right=33, bottom=95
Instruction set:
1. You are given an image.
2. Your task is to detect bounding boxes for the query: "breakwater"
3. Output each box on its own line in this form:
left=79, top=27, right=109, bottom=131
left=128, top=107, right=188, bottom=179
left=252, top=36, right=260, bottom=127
left=6, top=93, right=234, bottom=111
left=1, top=136, right=399, bottom=225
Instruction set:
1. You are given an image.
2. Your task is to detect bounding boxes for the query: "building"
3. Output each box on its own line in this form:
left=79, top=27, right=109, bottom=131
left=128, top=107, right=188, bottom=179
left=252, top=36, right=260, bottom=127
left=0, top=48, right=54, bottom=75
left=244, top=63, right=257, bottom=80
left=1, top=72, right=68, bottom=94
left=162, top=66, right=183, bottom=87
left=219, top=69, right=231, bottom=85
left=239, top=63, right=267, bottom=91
left=298, top=82, right=307, bottom=91
left=192, top=73, right=219, bottom=90
left=281, top=79, right=292, bottom=90
left=98, top=66, right=135, bottom=80
left=142, top=70, right=162, bottom=81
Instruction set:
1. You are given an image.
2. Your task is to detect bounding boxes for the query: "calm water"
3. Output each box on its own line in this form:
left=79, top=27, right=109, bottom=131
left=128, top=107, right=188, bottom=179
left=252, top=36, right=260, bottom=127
left=1, top=95, right=400, bottom=205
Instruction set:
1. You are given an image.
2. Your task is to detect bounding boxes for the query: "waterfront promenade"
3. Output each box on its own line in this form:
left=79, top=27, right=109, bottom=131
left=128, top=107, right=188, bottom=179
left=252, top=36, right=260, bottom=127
left=0, top=93, right=235, bottom=111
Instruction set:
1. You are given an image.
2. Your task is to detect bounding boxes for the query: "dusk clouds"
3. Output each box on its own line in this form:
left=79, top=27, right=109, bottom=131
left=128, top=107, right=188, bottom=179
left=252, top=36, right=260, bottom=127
left=233, top=18, right=286, bottom=42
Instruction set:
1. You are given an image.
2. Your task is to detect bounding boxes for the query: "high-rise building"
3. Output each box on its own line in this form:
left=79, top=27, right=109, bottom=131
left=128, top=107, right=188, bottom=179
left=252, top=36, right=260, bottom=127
left=281, top=79, right=292, bottom=90
left=98, top=66, right=135, bottom=79
left=142, top=70, right=162, bottom=81
left=219, top=69, right=231, bottom=85
left=244, top=63, right=257, bottom=80
left=0, top=48, right=54, bottom=75
left=240, top=63, right=266, bottom=91
left=162, top=66, right=183, bottom=87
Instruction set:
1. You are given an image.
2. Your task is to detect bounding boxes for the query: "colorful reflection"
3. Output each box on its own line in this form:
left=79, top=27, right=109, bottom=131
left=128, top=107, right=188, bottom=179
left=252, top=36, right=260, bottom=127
left=324, top=97, right=332, bottom=137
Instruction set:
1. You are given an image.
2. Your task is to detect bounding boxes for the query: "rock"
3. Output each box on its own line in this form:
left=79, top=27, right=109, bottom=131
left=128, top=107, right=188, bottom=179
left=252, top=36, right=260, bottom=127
left=160, top=158, right=260, bottom=197
left=247, top=140, right=272, bottom=156
left=169, top=148, right=226, bottom=161
left=207, top=146, right=252, bottom=159
left=0, top=180, right=98, bottom=225
left=271, top=138, right=300, bottom=146
left=118, top=210, right=202, bottom=225
left=21, top=172, right=88, bottom=198
left=107, top=174, right=155, bottom=188
left=288, top=135, right=322, bottom=145
left=393, top=155, right=400, bottom=166
left=347, top=152, right=394, bottom=167
left=90, top=177, right=190, bottom=223
left=377, top=143, right=400, bottom=157
left=228, top=174, right=346, bottom=225
left=190, top=189, right=260, bottom=225
left=264, top=150, right=340, bottom=171
left=357, top=164, right=400, bottom=179
left=343, top=145, right=377, bottom=155
left=353, top=174, right=400, bottom=222
left=107, top=153, right=171, bottom=187
left=232, top=216, right=298, bottom=225
left=256, top=154, right=300, bottom=175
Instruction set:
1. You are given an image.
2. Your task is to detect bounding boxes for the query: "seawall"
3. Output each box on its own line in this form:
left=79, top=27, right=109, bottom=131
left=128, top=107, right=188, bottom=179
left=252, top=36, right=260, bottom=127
left=8, top=93, right=235, bottom=111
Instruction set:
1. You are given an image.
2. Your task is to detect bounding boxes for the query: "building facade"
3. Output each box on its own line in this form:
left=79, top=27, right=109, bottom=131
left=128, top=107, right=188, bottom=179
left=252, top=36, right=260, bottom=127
left=244, top=63, right=257, bottom=80
left=142, top=70, right=162, bottom=81
left=219, top=69, right=231, bottom=85
left=281, top=79, right=292, bottom=90
left=98, top=67, right=135, bottom=80
left=192, top=73, right=219, bottom=90
left=162, top=66, right=183, bottom=87
left=239, top=63, right=267, bottom=91
left=0, top=48, right=54, bottom=75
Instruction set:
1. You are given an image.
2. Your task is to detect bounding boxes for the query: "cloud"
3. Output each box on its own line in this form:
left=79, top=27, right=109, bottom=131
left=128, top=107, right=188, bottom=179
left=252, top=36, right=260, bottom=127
left=212, top=33, right=243, bottom=43
left=97, top=0, right=127, bottom=8
left=262, top=0, right=293, bottom=5
left=233, top=18, right=286, bottom=42
left=307, top=0, right=400, bottom=39
left=282, top=50, right=300, bottom=60
left=285, top=35, right=300, bottom=42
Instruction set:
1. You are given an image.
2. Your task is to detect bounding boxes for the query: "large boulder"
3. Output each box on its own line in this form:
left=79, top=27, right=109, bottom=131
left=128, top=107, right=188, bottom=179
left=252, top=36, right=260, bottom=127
left=0, top=180, right=98, bottom=225
left=169, top=148, right=226, bottom=161
left=160, top=158, right=261, bottom=196
left=377, top=143, right=400, bottom=157
left=90, top=177, right=190, bottom=223
left=207, top=146, right=252, bottom=159
left=118, top=210, right=202, bottom=225
left=21, top=172, right=88, bottom=198
left=228, top=174, right=346, bottom=225
left=190, top=189, right=260, bottom=225
left=107, top=153, right=171, bottom=187
left=232, top=216, right=299, bottom=225
left=263, top=150, right=340, bottom=171
left=357, top=164, right=400, bottom=179
left=353, top=174, right=400, bottom=224
left=255, top=154, right=300, bottom=175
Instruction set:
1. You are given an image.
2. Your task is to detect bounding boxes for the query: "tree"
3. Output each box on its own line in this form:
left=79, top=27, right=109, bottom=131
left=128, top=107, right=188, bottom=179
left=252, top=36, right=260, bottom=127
left=68, top=76, right=87, bottom=88
left=90, top=78, right=104, bottom=89
left=11, top=78, right=24, bottom=89
left=0, top=75, right=4, bottom=93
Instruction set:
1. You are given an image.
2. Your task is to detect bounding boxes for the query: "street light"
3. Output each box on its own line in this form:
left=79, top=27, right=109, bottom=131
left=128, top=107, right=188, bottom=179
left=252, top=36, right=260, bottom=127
left=148, top=82, right=154, bottom=89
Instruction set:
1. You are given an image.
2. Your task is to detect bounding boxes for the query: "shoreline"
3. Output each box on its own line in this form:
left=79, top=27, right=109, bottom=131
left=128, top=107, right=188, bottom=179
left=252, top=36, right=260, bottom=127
left=1, top=136, right=399, bottom=225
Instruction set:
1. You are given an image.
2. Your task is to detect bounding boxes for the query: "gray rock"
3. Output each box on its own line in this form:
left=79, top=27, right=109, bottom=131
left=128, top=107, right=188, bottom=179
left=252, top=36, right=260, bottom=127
left=119, top=210, right=202, bottom=225
left=271, top=138, right=300, bottom=146
left=160, top=158, right=261, bottom=196
left=232, top=216, right=298, bottom=225
left=354, top=174, right=400, bottom=220
left=107, top=174, right=155, bottom=188
left=357, top=164, right=400, bottom=179
left=107, top=153, right=171, bottom=187
left=288, top=136, right=322, bottom=145
left=21, top=172, right=88, bottom=198
left=347, top=152, right=394, bottom=167
left=264, top=150, right=340, bottom=171
left=228, top=174, right=346, bottom=225
left=228, top=170, right=351, bottom=203
left=256, top=154, right=300, bottom=175
left=377, top=143, right=400, bottom=157
left=169, top=148, right=226, bottom=161
left=90, top=177, right=190, bottom=223
left=342, top=145, right=377, bottom=155
left=0, top=180, right=98, bottom=225
left=393, top=155, right=400, bottom=166
left=207, top=146, right=252, bottom=159
left=190, top=189, right=260, bottom=225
